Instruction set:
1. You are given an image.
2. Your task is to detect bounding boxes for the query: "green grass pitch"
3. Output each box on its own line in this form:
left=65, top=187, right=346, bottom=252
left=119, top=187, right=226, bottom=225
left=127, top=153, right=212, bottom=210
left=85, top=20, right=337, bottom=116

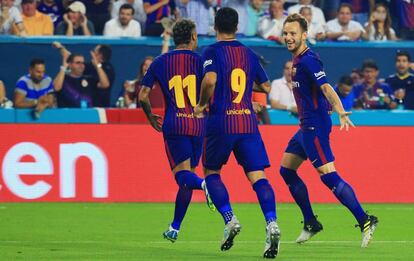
left=0, top=203, right=413, bottom=260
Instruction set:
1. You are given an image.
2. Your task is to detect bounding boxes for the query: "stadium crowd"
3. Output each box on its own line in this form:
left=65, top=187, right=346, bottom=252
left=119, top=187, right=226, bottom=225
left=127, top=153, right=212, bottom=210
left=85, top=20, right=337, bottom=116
left=0, top=0, right=413, bottom=117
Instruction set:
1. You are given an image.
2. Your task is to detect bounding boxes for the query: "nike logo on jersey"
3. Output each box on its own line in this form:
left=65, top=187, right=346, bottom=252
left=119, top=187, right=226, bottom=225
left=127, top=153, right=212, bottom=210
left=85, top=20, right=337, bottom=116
left=314, top=71, right=326, bottom=80
left=203, top=59, right=212, bottom=68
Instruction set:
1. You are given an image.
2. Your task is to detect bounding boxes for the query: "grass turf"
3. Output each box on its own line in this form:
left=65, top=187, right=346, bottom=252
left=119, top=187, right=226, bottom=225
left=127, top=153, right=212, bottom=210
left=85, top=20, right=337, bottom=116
left=0, top=203, right=413, bottom=260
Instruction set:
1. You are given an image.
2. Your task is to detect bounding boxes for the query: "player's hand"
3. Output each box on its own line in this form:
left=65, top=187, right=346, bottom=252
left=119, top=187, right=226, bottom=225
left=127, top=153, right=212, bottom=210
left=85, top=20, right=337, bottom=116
left=339, top=111, right=355, bottom=131
left=194, top=104, right=206, bottom=118
left=149, top=114, right=163, bottom=132
left=253, top=102, right=263, bottom=113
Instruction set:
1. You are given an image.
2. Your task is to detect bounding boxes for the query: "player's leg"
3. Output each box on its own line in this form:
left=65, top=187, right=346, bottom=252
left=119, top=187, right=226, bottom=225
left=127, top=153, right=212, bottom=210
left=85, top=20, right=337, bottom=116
left=279, top=130, right=322, bottom=243
left=305, top=131, right=378, bottom=247
left=162, top=136, right=203, bottom=242
left=234, top=134, right=280, bottom=258
left=203, top=134, right=240, bottom=251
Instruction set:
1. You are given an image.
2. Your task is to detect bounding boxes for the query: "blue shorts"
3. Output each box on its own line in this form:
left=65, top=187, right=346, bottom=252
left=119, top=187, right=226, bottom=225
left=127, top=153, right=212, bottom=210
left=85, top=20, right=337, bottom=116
left=164, top=135, right=203, bottom=170
left=203, top=133, right=270, bottom=172
left=285, top=129, right=335, bottom=168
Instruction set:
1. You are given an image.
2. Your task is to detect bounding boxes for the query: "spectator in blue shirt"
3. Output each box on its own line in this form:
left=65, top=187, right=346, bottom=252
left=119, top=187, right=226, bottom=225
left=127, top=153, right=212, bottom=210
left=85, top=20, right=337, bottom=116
left=353, top=59, right=397, bottom=110
left=14, top=58, right=55, bottom=117
left=37, top=0, right=65, bottom=29
left=334, top=75, right=355, bottom=111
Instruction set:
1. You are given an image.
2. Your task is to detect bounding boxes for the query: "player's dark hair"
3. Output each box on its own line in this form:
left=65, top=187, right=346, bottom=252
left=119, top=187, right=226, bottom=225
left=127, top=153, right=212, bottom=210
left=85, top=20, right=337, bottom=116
left=283, top=13, right=308, bottom=33
left=97, top=45, right=112, bottom=62
left=214, top=7, right=238, bottom=34
left=362, top=59, right=379, bottom=71
left=338, top=3, right=353, bottom=13
left=338, top=75, right=353, bottom=86
left=67, top=54, right=84, bottom=64
left=172, top=19, right=196, bottom=46
left=396, top=50, right=411, bottom=62
left=119, top=3, right=135, bottom=15
left=30, top=58, right=45, bottom=68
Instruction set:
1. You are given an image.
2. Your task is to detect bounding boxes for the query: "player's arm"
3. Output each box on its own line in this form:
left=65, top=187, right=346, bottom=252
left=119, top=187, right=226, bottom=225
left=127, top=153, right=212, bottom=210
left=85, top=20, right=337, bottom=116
left=194, top=71, right=217, bottom=117
left=320, top=83, right=355, bottom=131
left=253, top=81, right=271, bottom=94
left=138, top=86, right=162, bottom=132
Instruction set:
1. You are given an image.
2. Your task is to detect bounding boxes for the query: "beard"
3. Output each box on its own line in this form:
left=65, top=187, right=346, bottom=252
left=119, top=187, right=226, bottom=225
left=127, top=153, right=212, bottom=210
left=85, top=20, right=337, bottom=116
left=286, top=37, right=303, bottom=54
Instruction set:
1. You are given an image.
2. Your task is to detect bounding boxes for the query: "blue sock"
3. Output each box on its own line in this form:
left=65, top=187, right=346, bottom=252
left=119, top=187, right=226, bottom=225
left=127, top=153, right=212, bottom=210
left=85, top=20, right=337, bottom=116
left=321, top=172, right=367, bottom=225
left=175, top=170, right=203, bottom=190
left=280, top=167, right=316, bottom=222
left=252, top=179, right=277, bottom=224
left=171, top=187, right=192, bottom=230
left=205, top=174, right=233, bottom=224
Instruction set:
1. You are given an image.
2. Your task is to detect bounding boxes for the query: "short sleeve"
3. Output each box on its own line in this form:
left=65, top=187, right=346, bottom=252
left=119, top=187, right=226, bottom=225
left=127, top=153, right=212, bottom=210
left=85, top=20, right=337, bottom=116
left=15, top=79, right=28, bottom=95
left=201, top=46, right=217, bottom=76
left=303, top=57, right=328, bottom=88
left=141, top=61, right=157, bottom=88
left=46, top=77, right=54, bottom=94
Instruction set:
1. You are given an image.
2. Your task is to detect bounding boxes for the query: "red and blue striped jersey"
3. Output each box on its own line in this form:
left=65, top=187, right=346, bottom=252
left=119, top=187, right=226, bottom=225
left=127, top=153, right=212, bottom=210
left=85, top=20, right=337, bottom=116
left=291, top=48, right=331, bottom=131
left=141, top=49, right=205, bottom=137
left=202, top=40, right=268, bottom=135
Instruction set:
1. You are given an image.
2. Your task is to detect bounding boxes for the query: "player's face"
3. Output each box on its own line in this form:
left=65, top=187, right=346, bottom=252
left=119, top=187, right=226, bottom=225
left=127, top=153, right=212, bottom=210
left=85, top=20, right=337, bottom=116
left=363, top=68, right=379, bottom=84
left=338, top=7, right=352, bottom=25
left=338, top=83, right=353, bottom=97
left=119, top=8, right=133, bottom=26
left=396, top=56, right=410, bottom=75
left=29, top=64, right=45, bottom=84
left=283, top=22, right=306, bottom=54
left=69, top=56, right=85, bottom=76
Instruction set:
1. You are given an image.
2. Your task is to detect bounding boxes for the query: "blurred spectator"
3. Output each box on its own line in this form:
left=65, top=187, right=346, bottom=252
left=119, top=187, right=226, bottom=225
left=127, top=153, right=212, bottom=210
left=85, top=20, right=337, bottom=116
left=178, top=0, right=215, bottom=36
left=299, top=6, right=325, bottom=42
left=0, top=80, right=5, bottom=101
left=14, top=58, right=54, bottom=118
left=326, top=3, right=364, bottom=41
left=104, top=3, right=141, bottom=37
left=80, top=0, right=111, bottom=35
left=111, top=0, right=146, bottom=28
left=394, top=0, right=414, bottom=40
left=269, top=60, right=297, bottom=113
left=354, top=59, right=396, bottom=110
left=21, top=0, right=54, bottom=35
left=340, top=0, right=375, bottom=25
left=288, top=0, right=325, bottom=29
left=37, top=0, right=65, bottom=29
left=84, top=44, right=115, bottom=107
left=0, top=0, right=26, bottom=35
left=54, top=53, right=95, bottom=108
left=246, top=0, right=264, bottom=36
left=334, top=75, right=355, bottom=111
left=258, top=0, right=287, bottom=41
left=56, top=1, right=95, bottom=36
left=222, top=0, right=248, bottom=35
left=386, top=50, right=414, bottom=110
left=363, top=3, right=397, bottom=41
left=350, top=68, right=364, bottom=85
left=143, top=0, right=170, bottom=36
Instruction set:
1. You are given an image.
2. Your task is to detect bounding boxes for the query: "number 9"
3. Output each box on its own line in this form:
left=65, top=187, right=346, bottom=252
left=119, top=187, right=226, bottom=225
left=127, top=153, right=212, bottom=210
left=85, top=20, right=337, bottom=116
left=231, top=68, right=246, bottom=104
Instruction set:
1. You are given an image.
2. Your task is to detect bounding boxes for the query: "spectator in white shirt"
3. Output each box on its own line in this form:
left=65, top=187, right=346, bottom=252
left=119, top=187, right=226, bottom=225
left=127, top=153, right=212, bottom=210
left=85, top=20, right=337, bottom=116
left=269, top=60, right=297, bottom=113
left=299, top=6, right=325, bottom=42
left=0, top=0, right=26, bottom=35
left=326, top=3, right=364, bottom=42
left=288, top=0, right=325, bottom=29
left=104, top=3, right=141, bottom=37
left=111, top=0, right=146, bottom=28
left=258, top=0, right=287, bottom=41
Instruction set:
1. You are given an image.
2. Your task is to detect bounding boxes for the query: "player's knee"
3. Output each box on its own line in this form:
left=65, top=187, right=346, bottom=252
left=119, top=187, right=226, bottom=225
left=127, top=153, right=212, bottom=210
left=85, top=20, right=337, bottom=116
left=280, top=166, right=297, bottom=182
left=174, top=170, right=190, bottom=189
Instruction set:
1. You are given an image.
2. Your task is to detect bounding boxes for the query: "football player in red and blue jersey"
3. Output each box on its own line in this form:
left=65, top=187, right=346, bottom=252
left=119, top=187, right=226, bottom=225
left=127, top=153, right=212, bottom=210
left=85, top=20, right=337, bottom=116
left=194, top=7, right=280, bottom=259
left=139, top=19, right=214, bottom=243
left=280, top=13, right=378, bottom=248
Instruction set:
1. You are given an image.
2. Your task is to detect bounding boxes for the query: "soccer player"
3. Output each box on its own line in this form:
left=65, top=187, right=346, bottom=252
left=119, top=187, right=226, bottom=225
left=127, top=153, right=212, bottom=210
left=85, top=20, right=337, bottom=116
left=280, top=13, right=378, bottom=248
left=194, top=7, right=281, bottom=259
left=138, top=19, right=214, bottom=243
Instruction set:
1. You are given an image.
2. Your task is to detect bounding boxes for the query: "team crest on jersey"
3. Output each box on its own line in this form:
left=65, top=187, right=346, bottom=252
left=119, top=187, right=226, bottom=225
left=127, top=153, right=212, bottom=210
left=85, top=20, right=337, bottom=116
left=203, top=59, right=212, bottom=68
